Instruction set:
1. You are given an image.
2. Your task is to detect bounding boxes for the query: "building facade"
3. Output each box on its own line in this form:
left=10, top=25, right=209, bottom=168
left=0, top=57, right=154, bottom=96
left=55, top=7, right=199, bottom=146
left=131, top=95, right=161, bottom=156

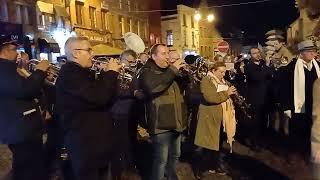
left=161, top=4, right=199, bottom=58
left=1, top=0, right=151, bottom=62
left=69, top=0, right=150, bottom=56
left=148, top=0, right=161, bottom=46
left=198, top=0, right=222, bottom=58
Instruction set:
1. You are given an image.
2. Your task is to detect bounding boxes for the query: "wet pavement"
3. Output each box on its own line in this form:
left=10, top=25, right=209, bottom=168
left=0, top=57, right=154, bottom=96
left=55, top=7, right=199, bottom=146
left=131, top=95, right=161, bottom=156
left=0, top=135, right=313, bottom=180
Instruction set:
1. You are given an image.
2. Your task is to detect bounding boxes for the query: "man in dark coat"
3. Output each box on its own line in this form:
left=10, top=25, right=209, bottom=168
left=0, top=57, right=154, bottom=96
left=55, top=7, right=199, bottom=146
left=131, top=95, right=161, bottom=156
left=244, top=47, right=273, bottom=150
left=55, top=37, right=122, bottom=180
left=279, top=40, right=320, bottom=160
left=0, top=35, right=50, bottom=180
left=139, top=44, right=187, bottom=180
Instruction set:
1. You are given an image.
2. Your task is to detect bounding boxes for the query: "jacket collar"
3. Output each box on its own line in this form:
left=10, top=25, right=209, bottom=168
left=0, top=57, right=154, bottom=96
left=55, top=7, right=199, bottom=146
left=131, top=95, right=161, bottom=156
left=0, top=58, right=17, bottom=68
left=144, top=58, right=168, bottom=71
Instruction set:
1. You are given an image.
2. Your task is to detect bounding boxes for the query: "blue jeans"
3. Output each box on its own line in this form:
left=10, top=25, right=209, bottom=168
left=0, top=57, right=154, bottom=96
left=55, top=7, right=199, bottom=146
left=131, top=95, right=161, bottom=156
left=150, top=131, right=181, bottom=180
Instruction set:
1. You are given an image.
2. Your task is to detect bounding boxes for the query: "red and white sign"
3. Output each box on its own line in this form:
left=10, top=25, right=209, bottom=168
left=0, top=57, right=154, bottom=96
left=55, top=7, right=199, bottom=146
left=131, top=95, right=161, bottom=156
left=217, top=40, right=230, bottom=53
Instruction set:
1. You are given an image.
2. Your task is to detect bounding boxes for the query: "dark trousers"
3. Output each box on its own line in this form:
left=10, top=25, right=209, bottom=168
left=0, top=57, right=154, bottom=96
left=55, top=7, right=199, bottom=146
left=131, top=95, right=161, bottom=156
left=65, top=116, right=128, bottom=180
left=8, top=133, right=47, bottom=180
left=289, top=113, right=312, bottom=158
left=249, top=107, right=268, bottom=146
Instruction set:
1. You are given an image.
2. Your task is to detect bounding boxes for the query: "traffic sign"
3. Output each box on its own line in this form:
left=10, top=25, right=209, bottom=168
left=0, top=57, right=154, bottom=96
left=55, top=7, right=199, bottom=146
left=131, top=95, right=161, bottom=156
left=217, top=40, right=230, bottom=53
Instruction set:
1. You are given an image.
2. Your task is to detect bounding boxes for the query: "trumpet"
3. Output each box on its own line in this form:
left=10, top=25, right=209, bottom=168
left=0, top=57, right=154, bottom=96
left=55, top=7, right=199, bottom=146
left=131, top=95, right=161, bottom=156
left=91, top=57, right=133, bottom=82
left=28, top=59, right=61, bottom=85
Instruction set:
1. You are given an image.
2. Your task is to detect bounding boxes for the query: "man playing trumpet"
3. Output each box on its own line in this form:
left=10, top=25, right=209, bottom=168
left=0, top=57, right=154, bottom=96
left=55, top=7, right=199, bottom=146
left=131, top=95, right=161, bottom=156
left=55, top=37, right=122, bottom=180
left=0, top=35, right=50, bottom=180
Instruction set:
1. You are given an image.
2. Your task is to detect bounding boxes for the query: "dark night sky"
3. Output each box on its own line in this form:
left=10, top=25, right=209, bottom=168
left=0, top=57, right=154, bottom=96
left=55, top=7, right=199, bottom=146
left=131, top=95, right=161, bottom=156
left=162, top=0, right=299, bottom=45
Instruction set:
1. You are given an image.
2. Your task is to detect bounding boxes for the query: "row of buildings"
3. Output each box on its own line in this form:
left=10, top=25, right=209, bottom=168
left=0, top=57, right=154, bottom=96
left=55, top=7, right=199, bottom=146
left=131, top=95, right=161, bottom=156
left=0, top=0, right=223, bottom=62
left=0, top=0, right=161, bottom=62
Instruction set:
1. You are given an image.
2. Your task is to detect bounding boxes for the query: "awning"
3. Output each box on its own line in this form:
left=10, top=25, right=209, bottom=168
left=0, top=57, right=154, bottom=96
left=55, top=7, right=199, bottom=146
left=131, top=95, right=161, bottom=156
left=37, top=1, right=54, bottom=14
left=38, top=38, right=60, bottom=53
left=92, top=44, right=123, bottom=56
left=54, top=6, right=69, bottom=17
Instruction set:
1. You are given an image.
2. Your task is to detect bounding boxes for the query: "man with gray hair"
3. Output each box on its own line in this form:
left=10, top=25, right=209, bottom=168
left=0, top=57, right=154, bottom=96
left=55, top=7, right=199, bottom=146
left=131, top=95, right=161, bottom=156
left=280, top=40, right=320, bottom=162
left=55, top=37, right=122, bottom=180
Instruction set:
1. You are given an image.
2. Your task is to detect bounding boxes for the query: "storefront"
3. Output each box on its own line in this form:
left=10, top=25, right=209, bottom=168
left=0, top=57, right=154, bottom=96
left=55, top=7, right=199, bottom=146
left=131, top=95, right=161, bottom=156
left=74, top=27, right=123, bottom=56
left=36, top=1, right=71, bottom=62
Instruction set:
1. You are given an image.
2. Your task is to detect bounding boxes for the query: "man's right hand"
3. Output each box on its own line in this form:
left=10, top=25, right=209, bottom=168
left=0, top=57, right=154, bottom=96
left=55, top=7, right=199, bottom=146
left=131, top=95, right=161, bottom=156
left=103, top=58, right=122, bottom=72
left=35, top=60, right=50, bottom=72
left=172, top=59, right=186, bottom=70
left=227, top=86, right=237, bottom=96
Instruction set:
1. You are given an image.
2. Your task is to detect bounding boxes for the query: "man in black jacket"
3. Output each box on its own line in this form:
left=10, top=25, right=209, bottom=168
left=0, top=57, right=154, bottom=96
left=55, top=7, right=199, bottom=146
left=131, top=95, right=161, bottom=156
left=245, top=47, right=273, bottom=151
left=0, top=35, right=50, bottom=180
left=280, top=40, right=320, bottom=161
left=139, top=44, right=187, bottom=180
left=55, top=37, right=122, bottom=180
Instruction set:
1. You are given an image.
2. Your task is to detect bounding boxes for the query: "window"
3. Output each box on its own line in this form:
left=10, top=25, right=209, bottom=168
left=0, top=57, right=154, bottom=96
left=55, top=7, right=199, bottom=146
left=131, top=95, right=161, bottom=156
left=144, top=22, right=147, bottom=39
left=137, top=20, right=140, bottom=36
left=166, top=30, right=173, bottom=46
left=192, top=31, right=195, bottom=47
left=128, top=0, right=131, bottom=11
left=75, top=2, right=84, bottom=25
left=183, top=14, right=186, bottom=26
left=101, top=11, right=108, bottom=30
left=119, top=0, right=122, bottom=9
left=39, top=13, right=55, bottom=26
left=0, top=0, right=8, bottom=21
left=184, top=30, right=187, bottom=46
left=89, top=7, right=97, bottom=28
left=119, top=15, right=124, bottom=35
left=150, top=33, right=155, bottom=45
left=127, top=18, right=131, bottom=32
left=22, top=7, right=30, bottom=25
left=200, top=27, right=202, bottom=38
left=15, top=4, right=22, bottom=24
left=135, top=2, right=138, bottom=11
left=191, top=16, right=194, bottom=28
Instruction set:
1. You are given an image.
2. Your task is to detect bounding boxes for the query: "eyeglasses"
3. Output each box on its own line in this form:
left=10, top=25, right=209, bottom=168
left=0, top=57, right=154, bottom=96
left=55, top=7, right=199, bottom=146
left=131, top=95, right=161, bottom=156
left=74, top=48, right=93, bottom=53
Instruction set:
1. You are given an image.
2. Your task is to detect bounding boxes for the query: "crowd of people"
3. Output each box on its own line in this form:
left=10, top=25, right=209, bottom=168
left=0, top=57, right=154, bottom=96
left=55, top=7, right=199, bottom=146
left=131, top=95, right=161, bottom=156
left=0, top=34, right=320, bottom=180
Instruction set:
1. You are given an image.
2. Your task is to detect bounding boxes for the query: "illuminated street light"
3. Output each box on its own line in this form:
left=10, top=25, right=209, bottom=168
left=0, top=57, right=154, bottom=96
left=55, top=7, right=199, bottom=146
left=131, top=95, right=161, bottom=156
left=194, top=12, right=201, bottom=21
left=207, top=14, right=215, bottom=22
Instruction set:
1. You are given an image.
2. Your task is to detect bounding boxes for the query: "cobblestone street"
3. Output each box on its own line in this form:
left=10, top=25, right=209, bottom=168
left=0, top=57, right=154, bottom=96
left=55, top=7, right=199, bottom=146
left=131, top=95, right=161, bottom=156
left=0, top=136, right=313, bottom=180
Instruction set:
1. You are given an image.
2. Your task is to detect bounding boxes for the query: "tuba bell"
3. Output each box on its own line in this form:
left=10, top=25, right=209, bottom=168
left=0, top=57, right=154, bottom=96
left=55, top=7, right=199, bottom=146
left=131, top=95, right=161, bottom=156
left=124, top=32, right=146, bottom=54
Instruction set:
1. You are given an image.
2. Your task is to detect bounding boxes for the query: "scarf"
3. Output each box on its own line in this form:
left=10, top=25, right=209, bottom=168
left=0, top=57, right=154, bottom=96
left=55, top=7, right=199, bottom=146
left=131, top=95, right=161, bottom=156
left=294, top=58, right=320, bottom=113
left=210, top=74, right=236, bottom=153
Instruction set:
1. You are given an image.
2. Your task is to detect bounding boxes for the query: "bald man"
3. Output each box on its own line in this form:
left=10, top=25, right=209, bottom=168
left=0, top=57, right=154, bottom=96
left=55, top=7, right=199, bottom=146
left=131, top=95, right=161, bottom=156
left=55, top=37, right=122, bottom=180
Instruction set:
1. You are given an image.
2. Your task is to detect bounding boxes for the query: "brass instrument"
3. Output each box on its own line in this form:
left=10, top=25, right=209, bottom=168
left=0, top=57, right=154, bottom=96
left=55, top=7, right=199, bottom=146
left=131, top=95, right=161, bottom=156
left=91, top=57, right=133, bottom=83
left=28, top=59, right=61, bottom=85
left=182, top=55, right=208, bottom=81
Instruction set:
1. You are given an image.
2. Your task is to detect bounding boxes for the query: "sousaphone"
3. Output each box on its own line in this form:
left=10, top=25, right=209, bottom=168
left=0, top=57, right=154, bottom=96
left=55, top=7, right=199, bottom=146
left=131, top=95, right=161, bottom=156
left=124, top=32, right=145, bottom=54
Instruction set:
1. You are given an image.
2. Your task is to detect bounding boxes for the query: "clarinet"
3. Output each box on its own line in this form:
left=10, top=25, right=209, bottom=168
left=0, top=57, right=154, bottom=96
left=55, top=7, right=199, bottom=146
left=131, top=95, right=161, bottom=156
left=225, top=80, right=252, bottom=119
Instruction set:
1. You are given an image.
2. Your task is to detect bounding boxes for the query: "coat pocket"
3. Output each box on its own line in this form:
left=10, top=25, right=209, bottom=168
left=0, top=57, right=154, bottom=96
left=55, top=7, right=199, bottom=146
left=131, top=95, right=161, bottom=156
left=157, top=104, right=176, bottom=130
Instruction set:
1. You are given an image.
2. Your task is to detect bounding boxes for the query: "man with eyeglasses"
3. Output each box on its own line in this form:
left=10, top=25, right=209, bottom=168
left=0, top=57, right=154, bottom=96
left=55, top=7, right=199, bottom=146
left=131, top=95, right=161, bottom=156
left=55, top=37, right=122, bottom=180
left=279, top=40, right=320, bottom=163
left=0, top=35, right=50, bottom=180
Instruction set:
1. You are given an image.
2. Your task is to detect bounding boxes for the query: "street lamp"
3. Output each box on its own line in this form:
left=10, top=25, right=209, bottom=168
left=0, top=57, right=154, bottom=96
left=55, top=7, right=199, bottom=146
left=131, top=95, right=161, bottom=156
left=194, top=12, right=201, bottom=21
left=207, top=14, right=214, bottom=22
left=194, top=12, right=215, bottom=22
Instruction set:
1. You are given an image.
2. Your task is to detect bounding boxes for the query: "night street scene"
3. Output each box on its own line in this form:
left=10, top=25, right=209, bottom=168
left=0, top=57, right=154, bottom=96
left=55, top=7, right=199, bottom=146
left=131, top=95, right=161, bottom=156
left=1, top=0, right=320, bottom=179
